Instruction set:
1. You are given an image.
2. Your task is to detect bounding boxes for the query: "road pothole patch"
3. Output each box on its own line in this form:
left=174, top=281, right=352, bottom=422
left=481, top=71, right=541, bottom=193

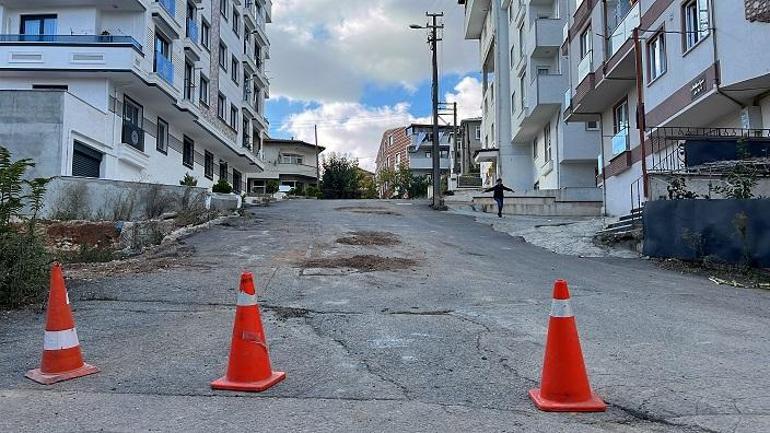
left=336, top=231, right=401, bottom=246
left=300, top=255, right=418, bottom=272
left=335, top=206, right=402, bottom=216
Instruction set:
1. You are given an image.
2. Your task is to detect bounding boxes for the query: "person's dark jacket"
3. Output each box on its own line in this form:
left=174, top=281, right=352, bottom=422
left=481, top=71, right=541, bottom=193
left=484, top=184, right=514, bottom=200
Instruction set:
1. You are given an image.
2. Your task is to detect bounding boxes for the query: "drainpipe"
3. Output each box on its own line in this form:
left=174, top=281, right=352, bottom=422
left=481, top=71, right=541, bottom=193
left=632, top=28, right=648, bottom=200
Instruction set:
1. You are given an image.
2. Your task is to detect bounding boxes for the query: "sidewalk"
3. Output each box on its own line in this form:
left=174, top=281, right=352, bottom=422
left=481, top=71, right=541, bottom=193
left=450, top=206, right=639, bottom=258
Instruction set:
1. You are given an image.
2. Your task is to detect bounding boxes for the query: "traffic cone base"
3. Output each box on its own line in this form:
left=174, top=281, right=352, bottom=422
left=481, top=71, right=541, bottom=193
left=528, top=388, right=607, bottom=412
left=25, top=363, right=99, bottom=385
left=211, top=370, right=285, bottom=392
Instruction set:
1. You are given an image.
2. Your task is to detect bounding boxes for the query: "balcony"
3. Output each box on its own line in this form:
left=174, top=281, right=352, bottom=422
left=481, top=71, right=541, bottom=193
left=528, top=19, right=563, bottom=58
left=409, top=157, right=451, bottom=171
left=276, top=163, right=319, bottom=179
left=244, top=0, right=258, bottom=29
left=608, top=2, right=640, bottom=58
left=0, top=35, right=143, bottom=73
left=151, top=0, right=181, bottom=38
left=0, top=0, right=144, bottom=10
left=611, top=128, right=630, bottom=156
left=513, top=73, right=566, bottom=142
left=158, top=0, right=175, bottom=16
left=154, top=53, right=174, bottom=85
left=184, top=20, right=202, bottom=60
left=463, top=0, right=491, bottom=39
left=577, top=51, right=593, bottom=83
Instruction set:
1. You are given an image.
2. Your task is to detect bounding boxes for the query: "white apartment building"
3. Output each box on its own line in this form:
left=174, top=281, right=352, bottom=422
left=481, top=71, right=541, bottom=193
left=563, top=0, right=770, bottom=216
left=460, top=0, right=600, bottom=192
left=0, top=0, right=272, bottom=194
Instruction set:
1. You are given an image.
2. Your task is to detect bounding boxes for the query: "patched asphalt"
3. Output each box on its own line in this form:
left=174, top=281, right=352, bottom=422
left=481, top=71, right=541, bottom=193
left=1, top=199, right=768, bottom=432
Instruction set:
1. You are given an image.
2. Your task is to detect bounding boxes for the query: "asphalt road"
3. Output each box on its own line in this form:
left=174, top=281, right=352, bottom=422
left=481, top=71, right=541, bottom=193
left=1, top=200, right=768, bottom=433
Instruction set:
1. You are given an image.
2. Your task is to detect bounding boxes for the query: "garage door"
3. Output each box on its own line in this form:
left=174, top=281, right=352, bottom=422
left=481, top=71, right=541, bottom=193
left=72, top=142, right=102, bottom=178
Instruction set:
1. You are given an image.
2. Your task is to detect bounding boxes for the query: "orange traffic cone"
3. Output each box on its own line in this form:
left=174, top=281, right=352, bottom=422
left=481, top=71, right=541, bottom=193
left=211, top=272, right=285, bottom=392
left=25, top=263, right=99, bottom=385
left=529, top=280, right=606, bottom=412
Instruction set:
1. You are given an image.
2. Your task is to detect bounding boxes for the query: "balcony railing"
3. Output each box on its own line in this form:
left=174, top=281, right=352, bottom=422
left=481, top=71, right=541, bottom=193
left=154, top=53, right=174, bottom=85
left=157, top=0, right=175, bottom=17
left=564, top=89, right=572, bottom=109
left=186, top=19, right=199, bottom=43
left=577, top=51, right=593, bottom=83
left=611, top=128, right=630, bottom=155
left=608, top=1, right=640, bottom=57
left=0, top=34, right=142, bottom=52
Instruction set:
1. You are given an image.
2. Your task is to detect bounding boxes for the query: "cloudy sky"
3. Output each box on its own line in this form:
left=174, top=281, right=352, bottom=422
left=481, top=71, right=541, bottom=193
left=265, top=0, right=482, bottom=170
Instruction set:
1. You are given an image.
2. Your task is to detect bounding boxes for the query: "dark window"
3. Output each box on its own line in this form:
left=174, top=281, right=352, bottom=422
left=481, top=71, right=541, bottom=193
left=184, top=60, right=194, bottom=100
left=220, top=0, right=228, bottom=20
left=32, top=84, right=68, bottom=90
left=230, top=104, right=238, bottom=129
left=613, top=99, right=629, bottom=133
left=219, top=161, right=229, bottom=182
left=219, top=43, right=227, bottom=70
left=154, top=32, right=171, bottom=72
left=231, top=55, right=239, bottom=83
left=122, top=96, right=144, bottom=151
left=201, top=19, right=211, bottom=49
left=232, top=169, right=242, bottom=193
left=204, top=151, right=214, bottom=179
left=20, top=14, right=57, bottom=35
left=72, top=142, right=102, bottom=178
left=218, top=93, right=226, bottom=119
left=233, top=11, right=240, bottom=35
left=183, top=137, right=195, bottom=168
left=242, top=118, right=250, bottom=148
left=199, top=75, right=209, bottom=106
left=156, top=117, right=169, bottom=154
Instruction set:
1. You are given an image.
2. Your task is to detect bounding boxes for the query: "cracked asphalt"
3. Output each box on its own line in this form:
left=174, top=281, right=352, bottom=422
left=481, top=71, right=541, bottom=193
left=1, top=199, right=769, bottom=433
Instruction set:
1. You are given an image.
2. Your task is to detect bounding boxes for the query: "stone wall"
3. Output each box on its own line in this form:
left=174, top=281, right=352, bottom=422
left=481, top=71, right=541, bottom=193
left=746, top=0, right=770, bottom=22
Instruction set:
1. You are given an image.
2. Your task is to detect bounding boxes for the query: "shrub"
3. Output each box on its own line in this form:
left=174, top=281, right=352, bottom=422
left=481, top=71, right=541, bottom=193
left=266, top=180, right=279, bottom=195
left=180, top=173, right=198, bottom=187
left=0, top=146, right=51, bottom=309
left=212, top=178, right=233, bottom=194
left=306, top=185, right=321, bottom=198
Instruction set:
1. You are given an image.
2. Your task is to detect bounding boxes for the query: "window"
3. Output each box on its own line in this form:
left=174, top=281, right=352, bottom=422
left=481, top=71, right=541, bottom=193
left=475, top=127, right=481, bottom=140
left=217, top=93, right=226, bottom=119
left=231, top=55, right=239, bottom=83
left=199, top=75, right=209, bottom=106
left=156, top=117, right=169, bottom=154
left=544, top=123, right=552, bottom=162
left=220, top=0, right=228, bottom=20
left=440, top=150, right=449, bottom=159
left=537, top=66, right=550, bottom=75
left=396, top=153, right=401, bottom=165
left=230, top=104, right=238, bottom=129
left=219, top=43, right=227, bottom=70
left=154, top=32, right=171, bottom=72
left=184, top=60, right=194, bottom=100
left=388, top=135, right=394, bottom=146
left=281, top=154, right=304, bottom=165
left=201, top=19, right=211, bottom=49
left=683, top=0, right=709, bottom=51
left=232, top=169, right=242, bottom=193
left=183, top=137, right=195, bottom=168
left=518, top=22, right=525, bottom=58
left=580, top=26, right=592, bottom=58
left=204, top=151, right=214, bottom=179
left=242, top=118, right=250, bottom=148
left=520, top=73, right=527, bottom=108
left=32, top=84, right=68, bottom=90
left=122, top=96, right=144, bottom=151
left=613, top=99, right=629, bottom=133
left=72, top=142, right=102, bottom=178
left=233, top=11, right=240, bottom=35
left=20, top=14, right=57, bottom=35
left=220, top=161, right=229, bottom=182
left=647, top=31, right=667, bottom=81
left=586, top=120, right=599, bottom=131
left=425, top=151, right=432, bottom=159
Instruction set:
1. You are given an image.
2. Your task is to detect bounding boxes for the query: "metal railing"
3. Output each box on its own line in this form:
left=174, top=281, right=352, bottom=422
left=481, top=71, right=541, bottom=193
left=608, top=1, right=640, bottom=57
left=157, top=0, right=176, bottom=17
left=577, top=51, right=593, bottom=83
left=0, top=34, right=142, bottom=52
left=186, top=19, right=199, bottom=43
left=154, top=53, right=174, bottom=85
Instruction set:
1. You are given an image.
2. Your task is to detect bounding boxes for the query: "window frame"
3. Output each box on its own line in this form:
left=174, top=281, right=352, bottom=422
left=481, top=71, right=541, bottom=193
left=229, top=104, right=238, bottom=130
left=544, top=122, right=552, bottom=163
left=682, top=0, right=710, bottom=53
left=613, top=98, right=630, bottom=134
left=20, top=14, right=57, bottom=35
left=156, top=117, right=169, bottom=154
left=231, top=55, right=239, bottom=83
left=182, top=136, right=195, bottom=169
left=217, top=93, right=227, bottom=120
left=204, top=150, right=214, bottom=180
left=220, top=0, right=228, bottom=21
left=647, top=29, right=667, bottom=83
left=199, top=74, right=209, bottom=106
left=218, top=42, right=227, bottom=71
left=232, top=10, right=240, bottom=35
left=201, top=19, right=211, bottom=50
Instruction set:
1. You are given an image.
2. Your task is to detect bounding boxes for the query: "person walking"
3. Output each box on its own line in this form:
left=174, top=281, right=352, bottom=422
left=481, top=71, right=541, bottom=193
left=484, top=178, right=514, bottom=218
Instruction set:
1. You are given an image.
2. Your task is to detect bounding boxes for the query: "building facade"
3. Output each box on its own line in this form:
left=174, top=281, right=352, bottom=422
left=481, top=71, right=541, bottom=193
left=457, top=118, right=482, bottom=174
left=460, top=0, right=601, bottom=192
left=0, top=0, right=271, bottom=194
left=249, top=138, right=322, bottom=194
left=563, top=0, right=770, bottom=216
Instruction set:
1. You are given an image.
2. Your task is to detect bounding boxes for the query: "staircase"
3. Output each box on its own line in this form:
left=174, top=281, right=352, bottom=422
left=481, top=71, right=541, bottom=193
left=594, top=207, right=644, bottom=253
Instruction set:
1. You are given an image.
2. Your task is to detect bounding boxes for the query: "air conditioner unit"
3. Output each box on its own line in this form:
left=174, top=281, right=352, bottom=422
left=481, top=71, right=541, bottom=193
left=122, top=122, right=145, bottom=151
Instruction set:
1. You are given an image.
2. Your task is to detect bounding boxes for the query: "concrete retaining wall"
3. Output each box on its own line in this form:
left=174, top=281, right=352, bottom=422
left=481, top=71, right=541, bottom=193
left=469, top=187, right=603, bottom=216
left=649, top=174, right=770, bottom=200
left=39, top=176, right=213, bottom=221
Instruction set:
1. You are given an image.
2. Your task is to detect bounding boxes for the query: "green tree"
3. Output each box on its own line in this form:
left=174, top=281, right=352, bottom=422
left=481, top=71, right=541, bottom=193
left=359, top=172, right=378, bottom=199
left=376, top=167, right=398, bottom=198
left=266, top=180, right=279, bottom=194
left=320, top=153, right=361, bottom=199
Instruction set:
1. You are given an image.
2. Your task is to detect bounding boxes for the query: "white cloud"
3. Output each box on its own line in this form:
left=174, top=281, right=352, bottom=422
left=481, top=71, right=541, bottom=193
left=268, top=0, right=478, bottom=102
left=280, top=77, right=483, bottom=171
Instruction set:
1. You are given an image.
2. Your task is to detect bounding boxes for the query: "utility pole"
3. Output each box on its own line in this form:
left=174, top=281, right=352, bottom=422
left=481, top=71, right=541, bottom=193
left=314, top=124, right=320, bottom=188
left=411, top=12, right=445, bottom=210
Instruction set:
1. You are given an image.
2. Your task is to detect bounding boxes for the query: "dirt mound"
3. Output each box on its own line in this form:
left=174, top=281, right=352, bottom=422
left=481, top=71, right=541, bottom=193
left=335, top=206, right=401, bottom=216
left=301, top=255, right=417, bottom=272
left=336, top=231, right=401, bottom=246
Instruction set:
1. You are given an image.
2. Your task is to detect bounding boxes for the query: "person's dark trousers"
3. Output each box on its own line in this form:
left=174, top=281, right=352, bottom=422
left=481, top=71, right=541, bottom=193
left=494, top=198, right=504, bottom=217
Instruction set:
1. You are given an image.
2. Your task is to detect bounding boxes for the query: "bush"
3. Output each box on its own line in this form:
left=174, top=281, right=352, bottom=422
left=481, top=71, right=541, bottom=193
left=265, top=180, right=279, bottom=195
left=306, top=185, right=321, bottom=198
left=0, top=146, right=51, bottom=309
left=212, top=178, right=233, bottom=194
left=179, top=173, right=198, bottom=187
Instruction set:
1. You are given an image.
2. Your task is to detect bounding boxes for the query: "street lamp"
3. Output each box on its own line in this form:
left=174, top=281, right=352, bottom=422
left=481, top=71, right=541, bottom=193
left=410, top=12, right=445, bottom=210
